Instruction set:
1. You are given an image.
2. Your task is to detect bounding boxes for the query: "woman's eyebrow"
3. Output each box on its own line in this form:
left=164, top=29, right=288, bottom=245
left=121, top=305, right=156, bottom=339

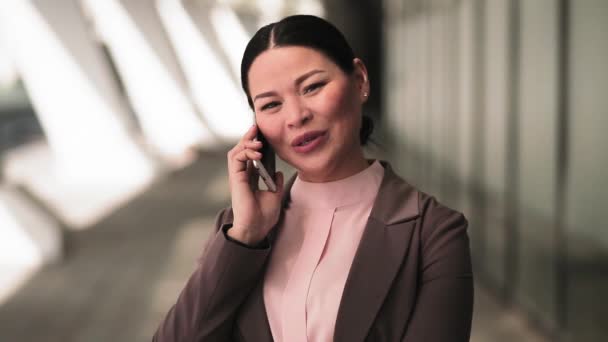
left=294, top=69, right=326, bottom=85
left=253, top=91, right=277, bottom=102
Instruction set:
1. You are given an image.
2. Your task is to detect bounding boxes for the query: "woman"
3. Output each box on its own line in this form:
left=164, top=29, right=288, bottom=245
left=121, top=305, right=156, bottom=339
left=154, top=15, right=473, bottom=342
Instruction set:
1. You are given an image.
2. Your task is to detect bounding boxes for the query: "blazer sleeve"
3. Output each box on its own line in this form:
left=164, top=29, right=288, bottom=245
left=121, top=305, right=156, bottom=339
left=402, top=198, right=474, bottom=342
left=152, top=208, right=271, bottom=342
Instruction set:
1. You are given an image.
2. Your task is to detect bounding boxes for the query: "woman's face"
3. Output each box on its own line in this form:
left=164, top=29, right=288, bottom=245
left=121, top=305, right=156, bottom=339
left=248, top=46, right=369, bottom=182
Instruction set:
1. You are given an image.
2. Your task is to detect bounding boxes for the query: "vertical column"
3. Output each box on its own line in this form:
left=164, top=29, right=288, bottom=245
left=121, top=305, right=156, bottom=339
left=517, top=0, right=560, bottom=326
left=418, top=0, right=432, bottom=191
left=428, top=0, right=444, bottom=198
left=481, top=0, right=510, bottom=292
left=440, top=0, right=462, bottom=209
left=469, top=0, right=487, bottom=279
left=381, top=0, right=402, bottom=167
left=399, top=0, right=414, bottom=178
left=457, top=0, right=476, bottom=219
left=401, top=1, right=417, bottom=179
left=566, top=0, right=608, bottom=340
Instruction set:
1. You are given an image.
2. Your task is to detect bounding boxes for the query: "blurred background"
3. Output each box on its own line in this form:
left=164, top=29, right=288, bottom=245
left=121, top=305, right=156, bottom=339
left=0, top=0, right=606, bottom=341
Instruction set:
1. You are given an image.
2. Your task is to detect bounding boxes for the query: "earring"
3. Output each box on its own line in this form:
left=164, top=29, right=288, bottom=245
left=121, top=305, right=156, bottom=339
left=363, top=92, right=368, bottom=97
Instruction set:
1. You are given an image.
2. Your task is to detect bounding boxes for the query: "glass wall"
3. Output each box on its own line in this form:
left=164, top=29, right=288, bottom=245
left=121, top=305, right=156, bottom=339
left=382, top=0, right=608, bottom=340
left=566, top=0, right=608, bottom=340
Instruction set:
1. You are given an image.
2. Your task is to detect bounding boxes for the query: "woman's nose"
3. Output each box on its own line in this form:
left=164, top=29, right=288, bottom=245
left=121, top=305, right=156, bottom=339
left=285, top=99, right=312, bottom=128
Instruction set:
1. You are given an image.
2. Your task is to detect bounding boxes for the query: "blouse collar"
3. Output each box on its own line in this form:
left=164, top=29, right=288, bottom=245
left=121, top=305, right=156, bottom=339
left=289, top=160, right=384, bottom=209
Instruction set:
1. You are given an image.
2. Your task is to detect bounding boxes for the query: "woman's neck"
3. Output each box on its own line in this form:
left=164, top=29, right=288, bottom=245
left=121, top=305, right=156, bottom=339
left=298, top=149, right=370, bottom=183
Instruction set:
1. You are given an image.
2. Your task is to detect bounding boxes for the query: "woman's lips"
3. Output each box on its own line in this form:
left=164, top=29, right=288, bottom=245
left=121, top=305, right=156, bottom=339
left=292, top=131, right=327, bottom=154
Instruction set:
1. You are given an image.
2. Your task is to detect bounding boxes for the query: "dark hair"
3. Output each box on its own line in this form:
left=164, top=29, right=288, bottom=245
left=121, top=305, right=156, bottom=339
left=240, top=15, right=374, bottom=145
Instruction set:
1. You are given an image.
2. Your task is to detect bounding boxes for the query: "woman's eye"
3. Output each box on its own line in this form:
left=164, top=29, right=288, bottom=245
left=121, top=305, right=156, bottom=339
left=303, top=82, right=326, bottom=94
left=261, top=101, right=280, bottom=111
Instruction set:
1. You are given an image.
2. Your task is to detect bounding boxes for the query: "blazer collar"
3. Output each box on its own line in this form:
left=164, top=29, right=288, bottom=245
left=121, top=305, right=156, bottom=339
left=368, top=160, right=420, bottom=224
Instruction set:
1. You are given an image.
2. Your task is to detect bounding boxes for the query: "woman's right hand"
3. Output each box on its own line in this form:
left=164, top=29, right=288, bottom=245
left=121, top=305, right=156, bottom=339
left=226, top=124, right=284, bottom=245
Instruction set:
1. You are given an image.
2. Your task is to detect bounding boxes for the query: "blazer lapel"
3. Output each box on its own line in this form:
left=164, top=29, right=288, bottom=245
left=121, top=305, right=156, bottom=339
left=235, top=278, right=274, bottom=341
left=333, top=162, right=420, bottom=342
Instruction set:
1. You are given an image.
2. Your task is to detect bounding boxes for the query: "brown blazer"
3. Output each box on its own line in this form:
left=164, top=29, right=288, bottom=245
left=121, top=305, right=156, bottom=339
left=153, top=161, right=474, bottom=341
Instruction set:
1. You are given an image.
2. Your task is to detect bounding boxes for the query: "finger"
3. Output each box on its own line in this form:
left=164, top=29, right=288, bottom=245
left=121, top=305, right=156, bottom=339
left=229, top=125, right=259, bottom=162
left=233, top=148, right=262, bottom=163
left=243, top=139, right=263, bottom=150
left=229, top=138, right=260, bottom=161
left=240, top=124, right=258, bottom=143
left=230, top=149, right=262, bottom=173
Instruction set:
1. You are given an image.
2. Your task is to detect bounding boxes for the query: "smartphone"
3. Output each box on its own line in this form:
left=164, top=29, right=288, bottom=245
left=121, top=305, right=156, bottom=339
left=252, top=131, right=277, bottom=192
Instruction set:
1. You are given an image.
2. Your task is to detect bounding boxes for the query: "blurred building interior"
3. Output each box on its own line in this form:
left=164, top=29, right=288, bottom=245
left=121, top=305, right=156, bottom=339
left=0, top=0, right=606, bottom=341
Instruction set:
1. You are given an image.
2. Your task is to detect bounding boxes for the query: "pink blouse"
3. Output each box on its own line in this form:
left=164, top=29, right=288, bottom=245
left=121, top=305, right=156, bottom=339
left=263, top=160, right=384, bottom=341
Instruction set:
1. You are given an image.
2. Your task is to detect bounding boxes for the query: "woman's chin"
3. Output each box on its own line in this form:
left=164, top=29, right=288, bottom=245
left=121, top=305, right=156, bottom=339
left=283, top=146, right=348, bottom=181
left=294, top=160, right=339, bottom=182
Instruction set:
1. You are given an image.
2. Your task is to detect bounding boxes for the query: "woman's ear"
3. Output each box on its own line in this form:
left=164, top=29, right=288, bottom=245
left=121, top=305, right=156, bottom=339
left=353, top=58, right=370, bottom=102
